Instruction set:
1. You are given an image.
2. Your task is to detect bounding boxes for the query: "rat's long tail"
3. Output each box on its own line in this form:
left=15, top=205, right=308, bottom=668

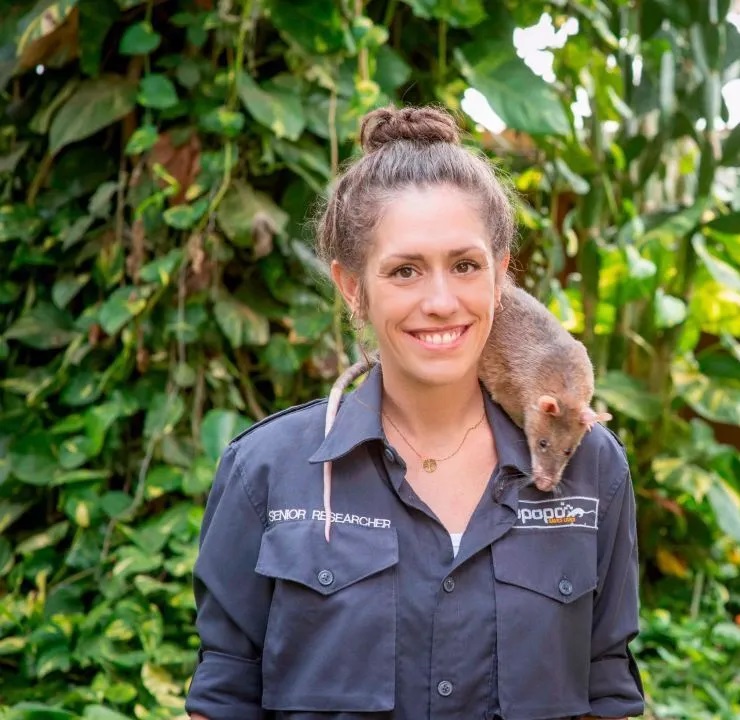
left=323, top=359, right=376, bottom=541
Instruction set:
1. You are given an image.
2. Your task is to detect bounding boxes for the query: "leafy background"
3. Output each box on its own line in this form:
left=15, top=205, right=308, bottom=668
left=0, top=0, right=739, bottom=718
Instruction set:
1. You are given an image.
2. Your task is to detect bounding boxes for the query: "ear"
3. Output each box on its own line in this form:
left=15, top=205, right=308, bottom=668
left=579, top=407, right=612, bottom=431
left=537, top=394, right=561, bottom=416
left=331, top=260, right=362, bottom=316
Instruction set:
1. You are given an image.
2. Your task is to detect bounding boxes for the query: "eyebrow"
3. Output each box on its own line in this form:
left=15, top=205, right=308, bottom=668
left=381, top=246, right=486, bottom=263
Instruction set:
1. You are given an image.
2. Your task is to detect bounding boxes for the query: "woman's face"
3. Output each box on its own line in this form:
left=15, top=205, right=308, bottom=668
left=334, top=184, right=508, bottom=389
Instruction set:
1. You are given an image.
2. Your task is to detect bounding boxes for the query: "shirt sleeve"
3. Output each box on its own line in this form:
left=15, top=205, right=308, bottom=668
left=185, top=444, right=273, bottom=720
left=588, top=467, right=645, bottom=718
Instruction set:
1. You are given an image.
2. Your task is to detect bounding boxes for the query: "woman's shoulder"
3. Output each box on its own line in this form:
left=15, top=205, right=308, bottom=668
left=579, top=421, right=628, bottom=462
left=570, top=421, right=632, bottom=502
left=229, top=396, right=330, bottom=456
left=212, top=397, right=331, bottom=512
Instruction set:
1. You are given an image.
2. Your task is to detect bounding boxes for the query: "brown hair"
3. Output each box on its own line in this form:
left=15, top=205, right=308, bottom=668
left=315, top=105, right=517, bottom=314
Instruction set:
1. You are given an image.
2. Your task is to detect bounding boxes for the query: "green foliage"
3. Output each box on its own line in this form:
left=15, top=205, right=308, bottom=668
left=0, top=0, right=738, bottom=718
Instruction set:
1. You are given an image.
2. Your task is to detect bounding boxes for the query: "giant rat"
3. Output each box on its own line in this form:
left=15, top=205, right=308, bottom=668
left=320, top=280, right=611, bottom=541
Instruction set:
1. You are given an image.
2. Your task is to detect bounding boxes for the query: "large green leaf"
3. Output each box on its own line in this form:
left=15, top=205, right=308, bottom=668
left=30, top=80, right=79, bottom=135
left=217, top=180, right=288, bottom=246
left=16, top=521, right=69, bottom=554
left=654, top=289, right=687, bottom=329
left=0, top=205, right=44, bottom=243
left=140, top=663, right=182, bottom=709
left=264, top=333, right=301, bottom=375
left=199, top=107, right=246, bottom=138
left=163, top=199, right=209, bottom=230
left=82, top=705, right=135, bottom=720
left=267, top=0, right=347, bottom=53
left=642, top=202, right=707, bottom=245
left=0, top=501, right=32, bottom=534
left=237, top=73, right=305, bottom=141
left=456, top=48, right=570, bottom=135
left=138, top=74, right=179, bottom=109
left=4, top=303, right=78, bottom=349
left=595, top=371, right=662, bottom=422
left=673, top=356, right=740, bottom=426
left=52, top=274, right=89, bottom=309
left=707, top=211, right=740, bottom=234
left=4, top=704, right=77, bottom=720
left=183, top=456, right=215, bottom=495
left=138, top=249, right=183, bottom=284
left=707, top=479, right=740, bottom=542
left=119, top=21, right=161, bottom=55
left=98, top=286, right=153, bottom=335
left=375, top=46, right=412, bottom=94
left=402, top=0, right=485, bottom=26
left=692, top=234, right=740, bottom=292
left=200, top=410, right=252, bottom=462
left=144, top=393, right=185, bottom=439
left=0, top=143, right=29, bottom=174
left=16, top=1, right=79, bottom=59
left=213, top=297, right=270, bottom=348
left=124, top=124, right=158, bottom=155
left=9, top=430, right=58, bottom=485
left=49, top=76, right=137, bottom=155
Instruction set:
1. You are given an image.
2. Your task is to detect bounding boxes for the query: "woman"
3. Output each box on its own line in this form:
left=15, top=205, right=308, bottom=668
left=185, top=105, right=644, bottom=720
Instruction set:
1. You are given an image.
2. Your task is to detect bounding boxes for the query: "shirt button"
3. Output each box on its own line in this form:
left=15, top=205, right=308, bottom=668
left=443, top=576, right=456, bottom=593
left=317, top=569, right=334, bottom=586
left=558, top=578, right=573, bottom=596
left=383, top=446, right=395, bottom=463
left=437, top=680, right=454, bottom=697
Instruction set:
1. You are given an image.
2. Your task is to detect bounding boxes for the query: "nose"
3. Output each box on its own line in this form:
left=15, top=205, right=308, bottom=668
left=420, top=271, right=459, bottom=317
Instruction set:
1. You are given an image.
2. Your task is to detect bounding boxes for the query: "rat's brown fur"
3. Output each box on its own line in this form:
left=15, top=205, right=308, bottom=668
left=479, top=280, right=607, bottom=493
left=479, top=282, right=594, bottom=426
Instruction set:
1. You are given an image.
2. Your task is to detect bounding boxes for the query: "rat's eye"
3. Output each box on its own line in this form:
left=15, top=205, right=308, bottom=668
left=563, top=448, right=573, bottom=456
left=538, top=439, right=548, bottom=450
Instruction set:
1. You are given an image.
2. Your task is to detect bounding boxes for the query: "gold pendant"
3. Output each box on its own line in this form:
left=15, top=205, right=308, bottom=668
left=422, top=458, right=437, bottom=473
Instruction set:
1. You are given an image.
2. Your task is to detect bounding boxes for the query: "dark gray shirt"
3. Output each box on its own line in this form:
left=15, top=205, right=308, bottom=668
left=185, top=365, right=644, bottom=720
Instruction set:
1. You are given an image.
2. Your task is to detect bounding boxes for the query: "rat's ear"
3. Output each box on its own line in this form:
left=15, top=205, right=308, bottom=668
left=537, top=394, right=561, bottom=416
left=580, top=407, right=612, bottom=431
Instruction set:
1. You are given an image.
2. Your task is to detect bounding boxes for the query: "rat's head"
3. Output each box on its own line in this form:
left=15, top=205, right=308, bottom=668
left=524, top=394, right=612, bottom=493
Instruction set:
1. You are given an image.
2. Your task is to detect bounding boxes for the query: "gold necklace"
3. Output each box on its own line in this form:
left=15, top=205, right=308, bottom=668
left=382, top=407, right=487, bottom=473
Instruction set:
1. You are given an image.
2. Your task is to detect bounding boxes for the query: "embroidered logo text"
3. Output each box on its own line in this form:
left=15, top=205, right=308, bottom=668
left=516, top=496, right=599, bottom=529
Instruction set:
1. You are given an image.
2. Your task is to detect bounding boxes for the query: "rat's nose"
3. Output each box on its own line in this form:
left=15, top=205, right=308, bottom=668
left=533, top=475, right=556, bottom=492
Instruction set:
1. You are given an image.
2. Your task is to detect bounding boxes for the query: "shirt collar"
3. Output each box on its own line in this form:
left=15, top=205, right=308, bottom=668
left=308, top=363, right=385, bottom=464
left=308, top=362, right=532, bottom=477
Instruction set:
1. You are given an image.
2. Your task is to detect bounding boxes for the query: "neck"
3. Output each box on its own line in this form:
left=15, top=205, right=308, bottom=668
left=380, top=365, right=485, bottom=445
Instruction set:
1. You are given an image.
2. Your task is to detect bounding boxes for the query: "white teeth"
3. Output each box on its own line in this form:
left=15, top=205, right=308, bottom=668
left=417, top=330, right=461, bottom=345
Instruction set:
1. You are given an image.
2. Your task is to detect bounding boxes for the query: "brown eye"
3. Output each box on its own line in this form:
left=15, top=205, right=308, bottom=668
left=394, top=266, right=416, bottom=279
left=454, top=260, right=479, bottom=274
left=564, top=448, right=573, bottom=456
left=538, top=439, right=548, bottom=450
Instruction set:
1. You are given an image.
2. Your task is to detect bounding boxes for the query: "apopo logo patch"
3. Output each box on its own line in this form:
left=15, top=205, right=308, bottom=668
left=516, top=496, right=599, bottom=529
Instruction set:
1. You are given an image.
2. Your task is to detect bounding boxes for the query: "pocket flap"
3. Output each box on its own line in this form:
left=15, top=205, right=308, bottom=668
left=256, top=521, right=398, bottom=595
left=493, top=531, right=597, bottom=604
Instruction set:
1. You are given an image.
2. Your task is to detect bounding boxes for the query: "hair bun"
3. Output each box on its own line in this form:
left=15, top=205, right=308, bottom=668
left=359, top=105, right=461, bottom=153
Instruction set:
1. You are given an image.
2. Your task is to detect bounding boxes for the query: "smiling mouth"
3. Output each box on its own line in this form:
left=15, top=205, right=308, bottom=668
left=408, top=326, right=468, bottom=346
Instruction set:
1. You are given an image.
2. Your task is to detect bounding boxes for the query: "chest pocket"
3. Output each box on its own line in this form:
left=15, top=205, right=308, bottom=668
left=491, top=529, right=598, bottom=719
left=256, top=520, right=398, bottom=713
